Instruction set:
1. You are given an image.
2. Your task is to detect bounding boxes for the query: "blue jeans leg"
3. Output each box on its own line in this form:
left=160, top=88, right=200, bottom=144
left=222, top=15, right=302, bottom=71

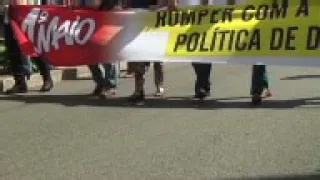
left=89, top=63, right=119, bottom=88
left=103, top=63, right=119, bottom=88
left=89, top=64, right=105, bottom=88
left=22, top=56, right=33, bottom=77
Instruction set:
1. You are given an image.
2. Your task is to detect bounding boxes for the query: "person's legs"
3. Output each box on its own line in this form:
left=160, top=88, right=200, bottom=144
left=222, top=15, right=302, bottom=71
left=103, top=63, right=118, bottom=89
left=33, top=57, right=53, bottom=92
left=251, top=65, right=269, bottom=105
left=88, top=64, right=106, bottom=96
left=192, top=63, right=201, bottom=95
left=101, top=62, right=119, bottom=97
left=4, top=23, right=31, bottom=94
left=89, top=62, right=120, bottom=98
left=153, top=62, right=164, bottom=96
left=192, top=63, right=212, bottom=99
left=263, top=66, right=272, bottom=97
left=129, top=62, right=149, bottom=104
left=198, top=63, right=211, bottom=92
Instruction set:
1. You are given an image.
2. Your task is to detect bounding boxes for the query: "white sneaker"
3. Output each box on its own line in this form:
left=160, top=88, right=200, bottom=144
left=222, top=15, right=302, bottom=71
left=154, top=87, right=164, bottom=97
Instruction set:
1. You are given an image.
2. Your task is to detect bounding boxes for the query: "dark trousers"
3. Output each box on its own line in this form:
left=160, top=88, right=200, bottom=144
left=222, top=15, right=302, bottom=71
left=88, top=63, right=118, bottom=89
left=127, top=62, right=135, bottom=74
left=4, top=23, right=51, bottom=79
left=4, top=23, right=29, bottom=77
left=251, top=65, right=269, bottom=95
left=33, top=57, right=52, bottom=79
left=192, top=63, right=212, bottom=94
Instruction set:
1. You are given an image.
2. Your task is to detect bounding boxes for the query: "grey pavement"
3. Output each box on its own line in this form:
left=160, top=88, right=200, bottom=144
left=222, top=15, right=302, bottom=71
left=0, top=63, right=320, bottom=180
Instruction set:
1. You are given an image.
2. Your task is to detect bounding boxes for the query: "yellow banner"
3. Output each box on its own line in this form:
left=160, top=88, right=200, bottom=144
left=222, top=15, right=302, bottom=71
left=142, top=0, right=320, bottom=58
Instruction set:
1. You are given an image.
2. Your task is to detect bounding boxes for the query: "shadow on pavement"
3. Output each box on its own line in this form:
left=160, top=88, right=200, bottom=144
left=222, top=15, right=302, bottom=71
left=225, top=172, right=320, bottom=180
left=281, top=75, right=320, bottom=80
left=0, top=94, right=320, bottom=109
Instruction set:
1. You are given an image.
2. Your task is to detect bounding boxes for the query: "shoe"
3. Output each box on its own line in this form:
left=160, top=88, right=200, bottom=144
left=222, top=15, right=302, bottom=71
left=128, top=91, right=145, bottom=105
left=264, top=90, right=272, bottom=98
left=5, top=76, right=28, bottom=94
left=108, top=88, right=117, bottom=96
left=205, top=89, right=211, bottom=97
left=6, top=84, right=28, bottom=94
left=98, top=88, right=109, bottom=99
left=40, top=79, right=53, bottom=92
left=251, top=94, right=262, bottom=105
left=194, top=88, right=210, bottom=100
left=154, top=87, right=164, bottom=97
left=99, top=88, right=117, bottom=99
left=91, top=85, right=103, bottom=96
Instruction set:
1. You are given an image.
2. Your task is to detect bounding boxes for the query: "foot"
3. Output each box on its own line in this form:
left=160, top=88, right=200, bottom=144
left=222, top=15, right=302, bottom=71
left=108, top=88, right=117, bottom=96
left=99, top=88, right=117, bottom=99
left=5, top=84, right=28, bottom=94
left=40, top=79, right=53, bottom=92
left=98, top=88, right=109, bottom=99
left=194, top=88, right=210, bottom=100
left=264, top=90, right=272, bottom=98
left=251, top=94, right=262, bottom=105
left=128, top=91, right=145, bottom=105
left=91, top=86, right=103, bottom=96
left=154, top=87, right=164, bottom=97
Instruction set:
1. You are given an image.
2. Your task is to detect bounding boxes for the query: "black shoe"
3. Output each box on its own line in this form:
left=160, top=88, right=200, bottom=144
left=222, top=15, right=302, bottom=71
left=205, top=89, right=210, bottom=97
left=251, top=95, right=262, bottom=105
left=40, top=79, right=53, bottom=92
left=128, top=91, right=145, bottom=105
left=91, top=85, right=103, bottom=96
left=6, top=76, right=28, bottom=94
left=194, top=89, right=210, bottom=100
left=6, top=84, right=28, bottom=94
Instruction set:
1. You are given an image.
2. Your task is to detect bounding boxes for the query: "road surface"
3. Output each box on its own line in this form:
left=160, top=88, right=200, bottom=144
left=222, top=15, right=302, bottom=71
left=0, top=63, right=320, bottom=180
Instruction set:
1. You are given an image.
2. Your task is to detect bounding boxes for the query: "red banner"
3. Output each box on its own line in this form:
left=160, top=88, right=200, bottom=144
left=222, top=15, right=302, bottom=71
left=9, top=5, right=130, bottom=66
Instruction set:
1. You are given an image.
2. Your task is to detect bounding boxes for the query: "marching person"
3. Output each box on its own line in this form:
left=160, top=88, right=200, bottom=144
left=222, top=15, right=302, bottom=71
left=125, top=0, right=165, bottom=105
left=4, top=2, right=53, bottom=94
left=168, top=0, right=213, bottom=100
left=250, top=65, right=272, bottom=105
left=75, top=0, right=120, bottom=99
left=88, top=63, right=118, bottom=99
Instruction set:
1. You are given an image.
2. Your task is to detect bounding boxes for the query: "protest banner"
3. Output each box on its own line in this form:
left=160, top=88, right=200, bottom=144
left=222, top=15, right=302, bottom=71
left=8, top=0, right=320, bottom=66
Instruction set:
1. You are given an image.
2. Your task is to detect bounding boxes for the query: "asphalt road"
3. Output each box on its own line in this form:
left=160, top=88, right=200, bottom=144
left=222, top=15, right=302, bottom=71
left=0, top=63, right=320, bottom=180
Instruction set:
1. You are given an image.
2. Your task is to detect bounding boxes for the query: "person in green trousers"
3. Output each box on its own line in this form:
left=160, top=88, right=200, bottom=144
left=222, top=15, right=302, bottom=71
left=251, top=65, right=272, bottom=105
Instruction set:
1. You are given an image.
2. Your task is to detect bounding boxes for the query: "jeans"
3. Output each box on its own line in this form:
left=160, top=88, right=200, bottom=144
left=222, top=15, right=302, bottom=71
left=89, top=63, right=119, bottom=89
